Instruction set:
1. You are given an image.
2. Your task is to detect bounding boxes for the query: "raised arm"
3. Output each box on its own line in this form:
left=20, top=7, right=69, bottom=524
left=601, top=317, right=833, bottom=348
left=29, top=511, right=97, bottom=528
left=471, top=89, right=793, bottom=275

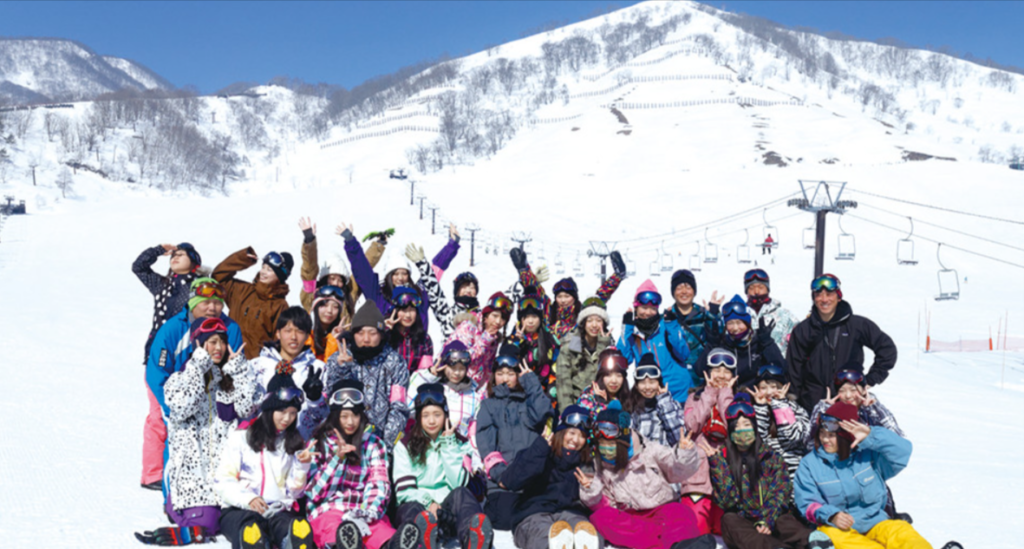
left=298, top=217, right=319, bottom=312
left=132, top=244, right=170, bottom=295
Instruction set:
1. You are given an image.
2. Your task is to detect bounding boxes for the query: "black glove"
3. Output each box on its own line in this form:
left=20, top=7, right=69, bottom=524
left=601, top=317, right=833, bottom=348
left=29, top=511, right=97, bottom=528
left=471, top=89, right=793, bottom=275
left=609, top=250, right=627, bottom=278
left=622, top=311, right=634, bottom=326
left=303, top=367, right=324, bottom=401
left=757, top=317, right=776, bottom=345
left=708, top=302, right=721, bottom=315
left=134, top=526, right=207, bottom=546
left=302, top=228, right=315, bottom=244
left=510, top=247, right=528, bottom=271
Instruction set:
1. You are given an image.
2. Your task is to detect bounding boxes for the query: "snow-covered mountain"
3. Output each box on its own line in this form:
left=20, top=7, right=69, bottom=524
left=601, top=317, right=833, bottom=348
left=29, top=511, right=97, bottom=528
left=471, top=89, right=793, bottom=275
left=0, top=37, right=174, bottom=103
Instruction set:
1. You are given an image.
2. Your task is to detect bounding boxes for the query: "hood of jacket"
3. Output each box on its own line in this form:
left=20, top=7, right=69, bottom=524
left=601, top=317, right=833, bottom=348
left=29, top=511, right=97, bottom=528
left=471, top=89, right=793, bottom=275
left=254, top=278, right=290, bottom=300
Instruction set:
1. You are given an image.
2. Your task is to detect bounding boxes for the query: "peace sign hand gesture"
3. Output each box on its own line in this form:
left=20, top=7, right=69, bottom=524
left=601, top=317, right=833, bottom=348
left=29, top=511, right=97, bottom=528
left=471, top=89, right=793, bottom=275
left=824, top=388, right=840, bottom=406
left=297, top=440, right=320, bottom=464
left=697, top=438, right=719, bottom=457
left=678, top=429, right=695, bottom=450
left=384, top=309, right=399, bottom=330
left=746, top=385, right=769, bottom=405
left=338, top=339, right=354, bottom=363
left=429, top=358, right=446, bottom=378
left=518, top=360, right=532, bottom=377
left=228, top=342, right=247, bottom=362
left=442, top=418, right=457, bottom=438
left=573, top=467, right=593, bottom=490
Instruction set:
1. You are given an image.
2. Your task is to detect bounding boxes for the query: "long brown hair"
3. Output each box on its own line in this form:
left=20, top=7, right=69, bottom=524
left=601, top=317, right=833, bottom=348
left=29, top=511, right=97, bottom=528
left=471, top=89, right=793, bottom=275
left=404, top=404, right=469, bottom=465
left=551, top=428, right=591, bottom=462
left=594, top=437, right=631, bottom=473
left=312, top=408, right=368, bottom=466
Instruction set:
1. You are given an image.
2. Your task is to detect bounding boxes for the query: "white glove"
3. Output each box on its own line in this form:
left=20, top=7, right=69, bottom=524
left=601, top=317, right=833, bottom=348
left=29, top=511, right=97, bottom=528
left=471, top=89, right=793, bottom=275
left=405, top=243, right=425, bottom=263
left=536, top=265, right=551, bottom=284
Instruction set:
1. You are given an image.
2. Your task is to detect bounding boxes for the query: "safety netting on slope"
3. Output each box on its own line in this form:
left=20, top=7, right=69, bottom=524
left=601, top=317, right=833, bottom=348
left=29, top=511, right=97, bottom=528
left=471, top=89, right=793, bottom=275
left=926, top=336, right=1024, bottom=352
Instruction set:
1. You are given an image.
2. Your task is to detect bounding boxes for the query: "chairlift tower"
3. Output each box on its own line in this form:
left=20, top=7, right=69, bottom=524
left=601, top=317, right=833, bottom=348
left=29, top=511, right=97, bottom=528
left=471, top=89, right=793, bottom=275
left=587, top=241, right=617, bottom=285
left=465, top=224, right=481, bottom=267
left=788, top=180, right=858, bottom=278
left=511, top=232, right=532, bottom=253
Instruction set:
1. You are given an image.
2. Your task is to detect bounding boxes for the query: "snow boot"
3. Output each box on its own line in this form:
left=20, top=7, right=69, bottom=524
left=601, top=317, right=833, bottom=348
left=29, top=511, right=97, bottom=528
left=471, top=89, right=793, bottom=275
left=239, top=521, right=268, bottom=549
left=894, top=512, right=913, bottom=524
left=807, top=531, right=834, bottom=549
left=335, top=521, right=365, bottom=549
left=670, top=534, right=716, bottom=549
left=141, top=480, right=163, bottom=491
left=572, top=521, right=599, bottom=549
left=388, top=522, right=422, bottom=549
left=287, top=517, right=314, bottom=549
left=134, top=526, right=207, bottom=545
left=414, top=510, right=440, bottom=549
left=463, top=513, right=492, bottom=549
left=609, top=251, right=626, bottom=278
left=548, top=521, right=573, bottom=549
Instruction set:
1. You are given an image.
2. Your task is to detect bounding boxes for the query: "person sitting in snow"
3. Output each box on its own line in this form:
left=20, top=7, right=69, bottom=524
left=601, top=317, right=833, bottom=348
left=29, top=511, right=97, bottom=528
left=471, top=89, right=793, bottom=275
left=213, top=246, right=293, bottom=359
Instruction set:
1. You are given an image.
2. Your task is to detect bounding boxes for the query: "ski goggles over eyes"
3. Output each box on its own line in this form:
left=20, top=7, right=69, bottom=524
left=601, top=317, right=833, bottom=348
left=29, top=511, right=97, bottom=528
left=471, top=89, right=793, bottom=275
left=744, top=269, right=770, bottom=285
left=443, top=349, right=472, bottom=367
left=486, top=295, right=513, bottom=313
left=329, top=387, right=365, bottom=408
left=724, top=401, right=756, bottom=421
left=757, top=364, right=786, bottom=381
left=811, top=275, right=840, bottom=293
left=193, top=281, right=225, bottom=299
left=494, top=354, right=519, bottom=370
left=707, top=350, right=737, bottom=370
left=595, top=421, right=629, bottom=440
left=392, top=290, right=422, bottom=308
left=835, top=369, right=865, bottom=387
left=561, top=412, right=590, bottom=430
left=820, top=415, right=842, bottom=433
left=191, top=317, right=227, bottom=339
left=635, top=364, right=662, bottom=381
left=634, top=291, right=662, bottom=307
left=316, top=285, right=347, bottom=300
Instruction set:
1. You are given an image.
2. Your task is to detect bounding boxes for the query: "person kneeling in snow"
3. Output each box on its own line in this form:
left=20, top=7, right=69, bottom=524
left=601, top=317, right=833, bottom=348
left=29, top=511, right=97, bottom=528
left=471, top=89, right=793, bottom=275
left=214, top=371, right=315, bottom=549
left=794, top=403, right=931, bottom=549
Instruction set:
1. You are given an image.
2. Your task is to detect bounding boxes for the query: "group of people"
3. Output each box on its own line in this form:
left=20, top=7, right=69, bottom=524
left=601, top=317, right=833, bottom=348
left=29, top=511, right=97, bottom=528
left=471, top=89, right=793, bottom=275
left=132, top=219, right=937, bottom=549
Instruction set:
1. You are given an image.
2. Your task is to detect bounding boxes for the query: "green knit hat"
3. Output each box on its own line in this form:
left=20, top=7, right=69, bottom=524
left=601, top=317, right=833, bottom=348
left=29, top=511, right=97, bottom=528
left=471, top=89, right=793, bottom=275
left=188, top=277, right=226, bottom=311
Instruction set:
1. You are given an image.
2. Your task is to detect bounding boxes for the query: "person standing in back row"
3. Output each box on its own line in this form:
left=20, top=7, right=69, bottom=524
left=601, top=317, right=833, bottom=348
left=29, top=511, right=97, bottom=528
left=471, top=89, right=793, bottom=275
left=786, top=274, right=897, bottom=412
left=213, top=247, right=293, bottom=359
left=743, top=269, right=798, bottom=356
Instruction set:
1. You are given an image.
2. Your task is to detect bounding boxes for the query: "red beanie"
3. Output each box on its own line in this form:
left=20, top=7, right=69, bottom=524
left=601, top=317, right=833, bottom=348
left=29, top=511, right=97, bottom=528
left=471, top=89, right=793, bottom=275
left=825, top=401, right=859, bottom=442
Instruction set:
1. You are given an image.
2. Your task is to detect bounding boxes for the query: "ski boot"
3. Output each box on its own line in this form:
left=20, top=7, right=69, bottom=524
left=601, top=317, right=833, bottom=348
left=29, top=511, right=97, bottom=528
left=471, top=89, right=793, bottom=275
left=462, top=513, right=492, bottom=549
left=288, top=517, right=314, bottom=549
left=335, top=521, right=365, bottom=549
left=609, top=250, right=627, bottom=279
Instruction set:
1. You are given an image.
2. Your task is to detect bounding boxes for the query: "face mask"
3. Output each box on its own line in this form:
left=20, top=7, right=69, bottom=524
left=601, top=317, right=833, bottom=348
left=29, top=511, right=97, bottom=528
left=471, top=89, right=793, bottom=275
left=598, top=442, right=618, bottom=464
left=748, top=294, right=770, bottom=313
left=731, top=428, right=755, bottom=450
left=454, top=295, right=479, bottom=309
left=728, top=329, right=751, bottom=345
left=635, top=315, right=660, bottom=333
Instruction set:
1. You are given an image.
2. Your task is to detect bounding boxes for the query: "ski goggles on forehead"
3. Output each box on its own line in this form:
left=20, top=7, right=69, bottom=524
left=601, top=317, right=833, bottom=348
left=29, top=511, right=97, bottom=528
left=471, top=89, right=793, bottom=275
left=820, top=416, right=841, bottom=432
left=811, top=275, right=840, bottom=293
left=600, top=353, right=628, bottom=372
left=415, top=390, right=447, bottom=410
left=329, top=387, right=365, bottom=408
left=264, top=251, right=285, bottom=267
left=561, top=412, right=590, bottom=430
left=268, top=386, right=305, bottom=405
left=316, top=285, right=347, bottom=300
left=708, top=351, right=737, bottom=369
left=635, top=364, right=662, bottom=381
left=392, top=290, right=422, bottom=308
left=757, top=364, right=786, bottom=380
left=835, top=370, right=865, bottom=387
left=725, top=401, right=756, bottom=421
left=595, top=421, right=628, bottom=439
left=193, top=281, right=225, bottom=299
left=634, top=291, right=662, bottom=307
left=487, top=295, right=512, bottom=313
left=519, top=296, right=544, bottom=312
left=744, top=269, right=769, bottom=285
left=444, top=349, right=472, bottom=366
left=192, top=317, right=227, bottom=338
left=722, top=301, right=748, bottom=319
left=494, top=354, right=519, bottom=370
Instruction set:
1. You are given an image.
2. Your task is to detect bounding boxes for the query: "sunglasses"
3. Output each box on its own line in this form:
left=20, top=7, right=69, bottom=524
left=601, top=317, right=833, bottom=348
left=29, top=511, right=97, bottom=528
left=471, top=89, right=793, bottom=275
left=744, top=269, right=769, bottom=285
left=595, top=421, right=628, bottom=440
left=635, top=364, right=662, bottom=381
left=757, top=364, right=786, bottom=380
left=193, top=281, right=225, bottom=299
left=192, top=317, right=227, bottom=340
left=811, top=275, right=840, bottom=293
left=635, top=291, right=662, bottom=307
left=561, top=412, right=590, bottom=429
left=835, top=370, right=865, bottom=387
left=316, top=285, right=347, bottom=300
left=444, top=349, right=472, bottom=367
left=329, top=387, right=365, bottom=408
left=724, top=401, right=756, bottom=421
left=708, top=350, right=737, bottom=369
left=494, top=355, right=519, bottom=370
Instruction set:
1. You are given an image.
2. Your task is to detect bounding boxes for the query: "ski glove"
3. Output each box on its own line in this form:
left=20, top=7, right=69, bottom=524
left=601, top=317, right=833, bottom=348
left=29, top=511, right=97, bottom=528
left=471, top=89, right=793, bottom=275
left=757, top=317, right=776, bottom=346
left=303, top=366, right=324, bottom=402
left=510, top=248, right=528, bottom=271
left=134, top=526, right=207, bottom=546
left=622, top=311, right=634, bottom=326
left=536, top=265, right=551, bottom=284
left=610, top=251, right=627, bottom=278
left=405, top=243, right=425, bottom=263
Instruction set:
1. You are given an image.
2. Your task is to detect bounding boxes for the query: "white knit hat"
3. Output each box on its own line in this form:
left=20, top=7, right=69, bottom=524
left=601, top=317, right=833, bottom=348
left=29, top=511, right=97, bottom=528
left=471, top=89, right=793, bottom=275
left=318, top=253, right=352, bottom=280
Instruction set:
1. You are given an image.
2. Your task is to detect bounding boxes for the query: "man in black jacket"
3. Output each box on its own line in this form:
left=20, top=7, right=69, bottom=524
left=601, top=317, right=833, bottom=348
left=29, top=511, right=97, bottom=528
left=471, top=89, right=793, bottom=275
left=786, top=274, right=897, bottom=412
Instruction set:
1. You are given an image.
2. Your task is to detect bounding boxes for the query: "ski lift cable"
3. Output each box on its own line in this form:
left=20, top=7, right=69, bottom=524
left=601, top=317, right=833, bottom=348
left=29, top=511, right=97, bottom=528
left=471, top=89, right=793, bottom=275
left=621, top=212, right=804, bottom=256
left=858, top=202, right=1024, bottom=253
left=610, top=203, right=795, bottom=255
left=845, top=212, right=1024, bottom=270
left=848, top=189, right=1024, bottom=226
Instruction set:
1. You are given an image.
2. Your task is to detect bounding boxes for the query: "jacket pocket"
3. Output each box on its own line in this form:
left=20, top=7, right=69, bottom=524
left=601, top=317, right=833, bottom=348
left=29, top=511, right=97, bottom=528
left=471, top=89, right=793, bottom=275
left=855, top=467, right=885, bottom=503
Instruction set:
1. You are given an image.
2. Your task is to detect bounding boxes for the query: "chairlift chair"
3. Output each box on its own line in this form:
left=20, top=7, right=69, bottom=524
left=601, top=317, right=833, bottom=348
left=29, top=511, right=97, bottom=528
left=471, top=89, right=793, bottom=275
left=935, top=243, right=960, bottom=301
left=660, top=242, right=674, bottom=273
left=802, top=224, right=816, bottom=250
left=897, top=217, right=919, bottom=265
left=573, top=253, right=585, bottom=278
left=555, top=253, right=566, bottom=275
left=625, top=251, right=638, bottom=277
left=761, top=208, right=779, bottom=250
left=737, top=229, right=753, bottom=264
left=835, top=216, right=856, bottom=261
left=688, top=241, right=702, bottom=272
left=704, top=228, right=719, bottom=264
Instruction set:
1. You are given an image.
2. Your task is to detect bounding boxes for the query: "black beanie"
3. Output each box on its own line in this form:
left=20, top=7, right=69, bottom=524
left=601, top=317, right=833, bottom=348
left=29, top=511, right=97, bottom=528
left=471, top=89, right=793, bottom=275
left=176, top=242, right=202, bottom=269
left=262, top=370, right=303, bottom=412
left=351, top=301, right=385, bottom=332
left=265, top=251, right=294, bottom=283
left=328, top=379, right=366, bottom=414
left=671, top=269, right=697, bottom=295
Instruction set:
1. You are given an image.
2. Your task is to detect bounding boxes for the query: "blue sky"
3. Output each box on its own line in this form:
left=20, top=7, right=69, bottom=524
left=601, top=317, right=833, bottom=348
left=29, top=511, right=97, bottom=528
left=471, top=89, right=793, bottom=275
left=0, top=1, right=1019, bottom=94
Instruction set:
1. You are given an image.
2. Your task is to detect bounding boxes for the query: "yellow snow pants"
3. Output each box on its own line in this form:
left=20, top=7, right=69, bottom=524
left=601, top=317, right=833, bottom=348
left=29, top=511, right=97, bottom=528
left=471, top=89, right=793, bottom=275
left=819, top=520, right=933, bottom=549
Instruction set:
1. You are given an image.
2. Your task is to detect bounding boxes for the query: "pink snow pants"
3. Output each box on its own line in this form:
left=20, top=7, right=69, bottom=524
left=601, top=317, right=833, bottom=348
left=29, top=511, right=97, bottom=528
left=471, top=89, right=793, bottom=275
left=682, top=494, right=723, bottom=536
left=142, top=383, right=167, bottom=484
left=590, top=501, right=700, bottom=549
left=311, top=511, right=396, bottom=549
